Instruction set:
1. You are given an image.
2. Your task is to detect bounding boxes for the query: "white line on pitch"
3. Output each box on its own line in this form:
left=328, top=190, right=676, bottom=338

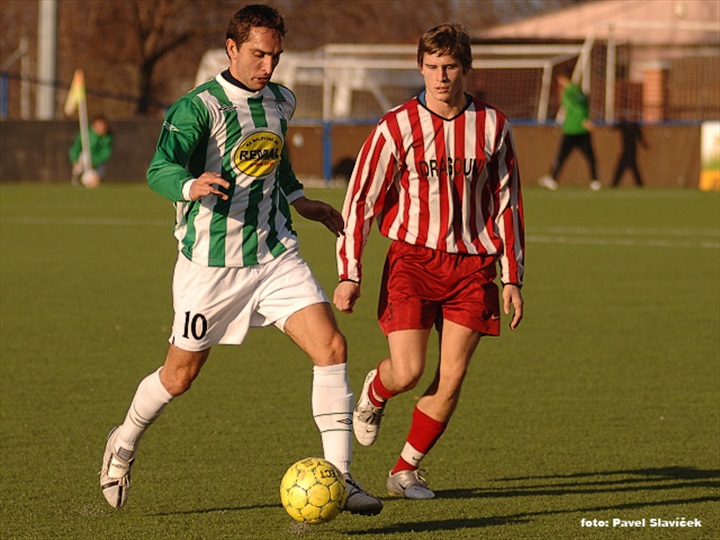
left=529, top=235, right=719, bottom=249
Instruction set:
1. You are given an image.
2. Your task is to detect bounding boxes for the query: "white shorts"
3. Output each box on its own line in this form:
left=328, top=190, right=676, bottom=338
left=170, top=249, right=328, bottom=351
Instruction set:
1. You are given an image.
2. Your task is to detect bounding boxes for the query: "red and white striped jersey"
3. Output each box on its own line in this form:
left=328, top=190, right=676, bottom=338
left=337, top=94, right=525, bottom=285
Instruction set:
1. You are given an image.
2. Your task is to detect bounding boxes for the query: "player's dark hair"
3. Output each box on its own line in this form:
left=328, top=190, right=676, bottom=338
left=226, top=4, right=286, bottom=47
left=417, top=23, right=472, bottom=74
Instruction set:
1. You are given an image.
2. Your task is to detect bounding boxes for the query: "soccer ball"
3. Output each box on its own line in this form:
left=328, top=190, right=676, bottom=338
left=81, top=169, right=101, bottom=189
left=280, top=457, right=347, bottom=524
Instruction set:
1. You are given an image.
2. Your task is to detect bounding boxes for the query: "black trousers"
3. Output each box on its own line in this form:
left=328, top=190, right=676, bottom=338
left=612, top=153, right=643, bottom=186
left=552, top=133, right=598, bottom=181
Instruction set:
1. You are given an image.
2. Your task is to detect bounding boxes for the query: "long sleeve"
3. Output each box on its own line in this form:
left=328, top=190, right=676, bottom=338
left=337, top=124, right=397, bottom=282
left=492, top=124, right=525, bottom=286
left=91, top=132, right=114, bottom=167
left=147, top=96, right=209, bottom=202
left=68, top=133, right=82, bottom=164
left=278, top=145, right=304, bottom=203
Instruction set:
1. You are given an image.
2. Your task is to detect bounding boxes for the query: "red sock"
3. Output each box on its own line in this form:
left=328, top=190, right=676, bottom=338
left=368, top=362, right=395, bottom=407
left=392, top=406, right=446, bottom=474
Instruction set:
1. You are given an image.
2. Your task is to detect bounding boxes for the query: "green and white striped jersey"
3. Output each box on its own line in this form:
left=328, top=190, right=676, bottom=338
left=147, top=71, right=304, bottom=268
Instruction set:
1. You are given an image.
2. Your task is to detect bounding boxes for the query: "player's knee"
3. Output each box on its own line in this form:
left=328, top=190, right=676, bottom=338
left=388, top=364, right=423, bottom=393
left=324, top=331, right=347, bottom=365
left=309, top=329, right=347, bottom=367
left=395, top=376, right=421, bottom=393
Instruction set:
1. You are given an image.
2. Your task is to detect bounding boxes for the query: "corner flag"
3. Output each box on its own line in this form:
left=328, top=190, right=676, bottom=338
left=64, top=69, right=92, bottom=178
left=64, top=68, right=85, bottom=116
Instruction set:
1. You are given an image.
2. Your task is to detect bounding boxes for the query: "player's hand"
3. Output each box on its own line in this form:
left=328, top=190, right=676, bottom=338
left=292, top=197, right=344, bottom=237
left=333, top=281, right=361, bottom=313
left=188, top=172, right=230, bottom=201
left=502, top=284, right=524, bottom=330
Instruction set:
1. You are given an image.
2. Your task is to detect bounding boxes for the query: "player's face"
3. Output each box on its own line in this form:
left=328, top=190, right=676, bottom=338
left=420, top=53, right=466, bottom=108
left=92, top=120, right=108, bottom=135
left=227, top=26, right=283, bottom=91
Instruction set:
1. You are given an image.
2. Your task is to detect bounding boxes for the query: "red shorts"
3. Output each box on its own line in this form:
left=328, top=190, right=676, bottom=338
left=377, top=241, right=501, bottom=336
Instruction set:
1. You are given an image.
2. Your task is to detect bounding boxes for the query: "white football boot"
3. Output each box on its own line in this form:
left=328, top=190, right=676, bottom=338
left=387, top=469, right=435, bottom=499
left=538, top=175, right=559, bottom=191
left=353, top=369, right=386, bottom=446
left=99, top=426, right=135, bottom=508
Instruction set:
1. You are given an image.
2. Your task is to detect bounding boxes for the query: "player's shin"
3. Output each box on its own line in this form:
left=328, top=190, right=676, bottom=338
left=311, top=364, right=353, bottom=474
left=114, top=367, right=174, bottom=453
left=392, top=406, right=446, bottom=473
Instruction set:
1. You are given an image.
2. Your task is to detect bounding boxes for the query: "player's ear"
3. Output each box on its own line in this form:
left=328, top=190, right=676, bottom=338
left=226, top=38, right=238, bottom=59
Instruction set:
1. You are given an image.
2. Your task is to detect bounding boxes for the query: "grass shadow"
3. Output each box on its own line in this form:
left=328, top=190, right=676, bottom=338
left=347, top=465, right=719, bottom=536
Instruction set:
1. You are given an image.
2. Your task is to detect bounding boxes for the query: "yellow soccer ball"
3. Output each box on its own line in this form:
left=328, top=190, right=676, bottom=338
left=280, top=457, right=347, bottom=524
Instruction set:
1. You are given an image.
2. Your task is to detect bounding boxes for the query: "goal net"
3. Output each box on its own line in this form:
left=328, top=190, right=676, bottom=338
left=197, top=23, right=718, bottom=125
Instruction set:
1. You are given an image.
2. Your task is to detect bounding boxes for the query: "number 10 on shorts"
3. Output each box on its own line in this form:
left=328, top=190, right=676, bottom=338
left=183, top=311, right=208, bottom=340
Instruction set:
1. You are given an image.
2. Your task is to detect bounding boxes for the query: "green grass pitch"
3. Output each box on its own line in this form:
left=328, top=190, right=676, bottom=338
left=1, top=183, right=718, bottom=539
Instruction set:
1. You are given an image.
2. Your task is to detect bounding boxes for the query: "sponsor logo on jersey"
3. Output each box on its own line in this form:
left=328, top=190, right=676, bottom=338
left=418, top=157, right=479, bottom=178
left=232, top=131, right=283, bottom=177
left=163, top=121, right=179, bottom=133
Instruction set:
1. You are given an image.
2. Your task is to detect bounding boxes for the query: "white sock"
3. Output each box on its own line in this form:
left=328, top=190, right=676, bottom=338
left=114, top=367, right=173, bottom=454
left=312, top=363, right=353, bottom=475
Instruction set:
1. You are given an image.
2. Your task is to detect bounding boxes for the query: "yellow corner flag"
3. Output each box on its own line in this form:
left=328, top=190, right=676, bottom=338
left=64, top=69, right=86, bottom=117
left=64, top=68, right=92, bottom=178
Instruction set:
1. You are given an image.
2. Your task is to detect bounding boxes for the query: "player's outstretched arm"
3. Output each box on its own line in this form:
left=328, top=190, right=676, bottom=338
left=333, top=280, right=361, bottom=314
left=502, top=284, right=524, bottom=330
left=291, top=196, right=344, bottom=237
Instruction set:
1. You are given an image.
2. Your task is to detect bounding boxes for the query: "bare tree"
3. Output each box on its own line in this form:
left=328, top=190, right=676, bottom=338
left=0, top=0, right=587, bottom=119
left=133, top=0, right=228, bottom=114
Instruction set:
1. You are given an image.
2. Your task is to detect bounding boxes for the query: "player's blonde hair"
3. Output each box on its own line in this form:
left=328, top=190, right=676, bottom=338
left=417, top=23, right=473, bottom=74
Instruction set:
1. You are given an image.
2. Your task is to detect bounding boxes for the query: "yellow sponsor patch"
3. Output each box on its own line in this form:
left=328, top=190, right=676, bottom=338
left=233, top=131, right=283, bottom=177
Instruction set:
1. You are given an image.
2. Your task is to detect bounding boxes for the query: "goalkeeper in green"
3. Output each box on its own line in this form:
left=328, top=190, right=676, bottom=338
left=68, top=114, right=113, bottom=185
left=539, top=69, right=601, bottom=191
left=99, top=4, right=382, bottom=516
